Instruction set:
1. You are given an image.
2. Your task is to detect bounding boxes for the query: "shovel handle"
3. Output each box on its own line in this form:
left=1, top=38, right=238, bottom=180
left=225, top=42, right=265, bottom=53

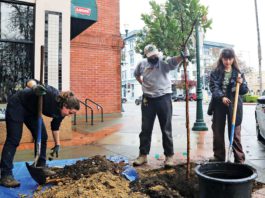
left=231, top=74, right=241, bottom=125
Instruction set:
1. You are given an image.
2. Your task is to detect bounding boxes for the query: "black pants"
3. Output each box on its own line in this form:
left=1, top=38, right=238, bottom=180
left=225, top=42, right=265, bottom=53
left=212, top=103, right=245, bottom=163
left=0, top=116, right=48, bottom=176
left=139, top=94, right=174, bottom=156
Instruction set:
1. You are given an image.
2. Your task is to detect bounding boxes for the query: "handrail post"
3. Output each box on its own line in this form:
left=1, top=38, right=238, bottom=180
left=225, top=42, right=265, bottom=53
left=91, top=110, right=93, bottom=125
left=85, top=98, right=104, bottom=123
left=85, top=106, right=88, bottom=123
left=74, top=113, right=76, bottom=125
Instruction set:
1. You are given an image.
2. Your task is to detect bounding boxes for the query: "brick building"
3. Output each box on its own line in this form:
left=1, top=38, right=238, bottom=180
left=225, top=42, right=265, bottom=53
left=71, top=0, right=123, bottom=115
left=0, top=0, right=123, bottom=144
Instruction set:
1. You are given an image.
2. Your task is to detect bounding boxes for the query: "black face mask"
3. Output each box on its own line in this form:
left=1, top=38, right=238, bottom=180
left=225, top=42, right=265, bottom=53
left=147, top=57, right=159, bottom=65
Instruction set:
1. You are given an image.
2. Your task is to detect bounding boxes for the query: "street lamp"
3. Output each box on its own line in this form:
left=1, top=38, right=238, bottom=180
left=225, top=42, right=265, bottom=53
left=192, top=22, right=208, bottom=131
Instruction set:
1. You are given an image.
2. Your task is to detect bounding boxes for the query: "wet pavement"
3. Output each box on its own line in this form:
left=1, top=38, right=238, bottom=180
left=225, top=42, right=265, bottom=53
left=10, top=100, right=265, bottom=196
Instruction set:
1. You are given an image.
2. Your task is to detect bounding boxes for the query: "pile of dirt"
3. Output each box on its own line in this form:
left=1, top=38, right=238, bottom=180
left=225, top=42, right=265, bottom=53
left=34, top=171, right=145, bottom=198
left=34, top=156, right=265, bottom=198
left=49, top=155, right=125, bottom=181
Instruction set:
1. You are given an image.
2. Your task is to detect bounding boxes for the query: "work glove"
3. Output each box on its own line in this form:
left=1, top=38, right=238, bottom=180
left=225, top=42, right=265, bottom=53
left=180, top=48, right=190, bottom=61
left=50, top=145, right=60, bottom=158
left=33, top=84, right=47, bottom=96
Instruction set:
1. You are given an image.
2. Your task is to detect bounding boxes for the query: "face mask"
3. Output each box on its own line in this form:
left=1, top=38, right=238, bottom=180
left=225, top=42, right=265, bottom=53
left=147, top=57, right=159, bottom=65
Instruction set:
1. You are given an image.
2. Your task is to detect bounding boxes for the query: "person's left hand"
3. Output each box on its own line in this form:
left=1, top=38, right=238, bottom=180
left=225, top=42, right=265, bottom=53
left=236, top=76, right=243, bottom=84
left=50, top=145, right=60, bottom=158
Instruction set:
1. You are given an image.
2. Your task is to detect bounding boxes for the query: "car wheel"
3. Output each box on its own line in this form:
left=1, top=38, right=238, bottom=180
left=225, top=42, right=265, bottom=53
left=256, top=116, right=264, bottom=141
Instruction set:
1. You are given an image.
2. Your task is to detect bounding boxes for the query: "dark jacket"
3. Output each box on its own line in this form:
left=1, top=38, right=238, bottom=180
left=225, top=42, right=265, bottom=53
left=6, top=85, right=64, bottom=131
left=208, top=68, right=249, bottom=125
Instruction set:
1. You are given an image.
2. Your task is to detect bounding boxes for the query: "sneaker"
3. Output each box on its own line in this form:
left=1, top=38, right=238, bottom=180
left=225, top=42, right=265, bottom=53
left=164, top=155, right=174, bottom=168
left=133, top=155, right=147, bottom=166
left=0, top=175, right=20, bottom=188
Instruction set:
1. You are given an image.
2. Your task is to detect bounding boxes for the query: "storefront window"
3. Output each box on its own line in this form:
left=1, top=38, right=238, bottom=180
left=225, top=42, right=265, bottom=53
left=0, top=2, right=34, bottom=106
left=0, top=2, right=34, bottom=41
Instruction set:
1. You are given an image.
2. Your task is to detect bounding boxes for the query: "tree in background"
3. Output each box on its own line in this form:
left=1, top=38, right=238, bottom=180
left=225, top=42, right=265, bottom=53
left=135, top=0, right=211, bottom=57
left=135, top=0, right=211, bottom=178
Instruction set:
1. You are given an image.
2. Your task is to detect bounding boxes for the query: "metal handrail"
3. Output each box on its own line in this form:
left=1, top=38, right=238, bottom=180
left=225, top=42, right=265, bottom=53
left=74, top=99, right=94, bottom=125
left=85, top=98, right=104, bottom=122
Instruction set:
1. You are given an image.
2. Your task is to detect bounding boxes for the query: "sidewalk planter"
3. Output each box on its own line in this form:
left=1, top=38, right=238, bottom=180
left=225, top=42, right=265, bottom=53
left=195, top=162, right=257, bottom=198
left=243, top=94, right=259, bottom=103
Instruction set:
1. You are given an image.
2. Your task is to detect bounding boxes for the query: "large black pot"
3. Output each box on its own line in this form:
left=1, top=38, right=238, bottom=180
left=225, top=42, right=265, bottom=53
left=195, top=162, right=257, bottom=198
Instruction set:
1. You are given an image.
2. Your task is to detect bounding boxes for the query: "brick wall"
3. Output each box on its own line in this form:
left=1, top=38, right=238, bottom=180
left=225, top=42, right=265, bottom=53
left=71, top=0, right=123, bottom=115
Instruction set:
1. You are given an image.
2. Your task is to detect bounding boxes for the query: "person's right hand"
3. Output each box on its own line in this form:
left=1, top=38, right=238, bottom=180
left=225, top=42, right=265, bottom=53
left=33, top=85, right=47, bottom=96
left=180, top=48, right=190, bottom=60
left=222, top=97, right=231, bottom=106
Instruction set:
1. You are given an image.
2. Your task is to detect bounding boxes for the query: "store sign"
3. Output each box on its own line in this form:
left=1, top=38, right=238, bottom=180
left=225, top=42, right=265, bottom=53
left=75, top=6, right=91, bottom=16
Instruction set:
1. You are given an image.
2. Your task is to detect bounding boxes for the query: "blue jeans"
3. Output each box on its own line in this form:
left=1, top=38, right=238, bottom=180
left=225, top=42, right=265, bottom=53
left=139, top=94, right=174, bottom=156
left=0, top=116, right=48, bottom=176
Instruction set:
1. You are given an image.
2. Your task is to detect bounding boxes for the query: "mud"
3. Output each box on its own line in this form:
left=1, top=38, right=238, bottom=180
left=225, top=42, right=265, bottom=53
left=33, top=156, right=265, bottom=198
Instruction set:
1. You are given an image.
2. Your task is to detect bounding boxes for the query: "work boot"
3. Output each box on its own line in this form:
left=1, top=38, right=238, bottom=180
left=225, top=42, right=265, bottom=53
left=164, top=155, right=174, bottom=168
left=0, top=175, right=20, bottom=188
left=133, top=155, right=147, bottom=166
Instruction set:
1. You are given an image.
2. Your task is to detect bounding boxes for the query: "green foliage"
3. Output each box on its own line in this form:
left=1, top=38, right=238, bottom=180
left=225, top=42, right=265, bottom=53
left=135, top=0, right=212, bottom=57
left=243, top=94, right=259, bottom=103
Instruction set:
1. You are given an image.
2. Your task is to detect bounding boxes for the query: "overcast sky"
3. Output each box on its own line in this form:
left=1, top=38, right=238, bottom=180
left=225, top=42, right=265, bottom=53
left=120, top=0, right=265, bottom=71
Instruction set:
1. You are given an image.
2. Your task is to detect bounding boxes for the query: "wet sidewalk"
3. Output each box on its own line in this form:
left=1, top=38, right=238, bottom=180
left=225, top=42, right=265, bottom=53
left=9, top=101, right=265, bottom=196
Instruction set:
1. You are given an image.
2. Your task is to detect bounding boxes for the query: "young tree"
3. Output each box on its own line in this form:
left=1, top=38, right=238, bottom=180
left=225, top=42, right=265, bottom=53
left=136, top=0, right=211, bottom=178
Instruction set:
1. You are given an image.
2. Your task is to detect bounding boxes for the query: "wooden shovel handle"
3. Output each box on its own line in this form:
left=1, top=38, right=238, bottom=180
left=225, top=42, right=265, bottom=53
left=232, top=74, right=241, bottom=124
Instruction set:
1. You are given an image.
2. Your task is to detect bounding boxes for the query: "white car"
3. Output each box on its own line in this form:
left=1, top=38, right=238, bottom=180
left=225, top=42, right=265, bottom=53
left=255, top=96, right=265, bottom=142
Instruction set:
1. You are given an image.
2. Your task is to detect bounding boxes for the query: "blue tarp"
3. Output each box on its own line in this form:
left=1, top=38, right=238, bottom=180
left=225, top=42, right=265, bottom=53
left=0, top=156, right=138, bottom=198
left=0, top=159, right=81, bottom=198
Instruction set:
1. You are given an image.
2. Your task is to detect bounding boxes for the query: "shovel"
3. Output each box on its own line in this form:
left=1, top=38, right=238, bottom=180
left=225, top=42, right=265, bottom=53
left=226, top=74, right=241, bottom=163
left=26, top=46, right=47, bottom=184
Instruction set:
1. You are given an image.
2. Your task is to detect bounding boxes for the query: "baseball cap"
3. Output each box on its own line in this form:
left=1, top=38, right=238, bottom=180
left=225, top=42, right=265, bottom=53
left=144, top=44, right=159, bottom=58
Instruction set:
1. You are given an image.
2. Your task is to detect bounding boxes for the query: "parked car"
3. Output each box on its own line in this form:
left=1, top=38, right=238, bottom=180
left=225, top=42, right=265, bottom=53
left=135, top=96, right=142, bottom=105
left=172, top=94, right=185, bottom=102
left=255, top=96, right=265, bottom=142
left=187, top=93, right=197, bottom=101
left=121, top=97, right=127, bottom=103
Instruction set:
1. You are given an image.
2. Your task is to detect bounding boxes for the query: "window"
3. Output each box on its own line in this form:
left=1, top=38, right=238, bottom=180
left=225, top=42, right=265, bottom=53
left=0, top=2, right=34, bottom=103
left=130, top=69, right=134, bottom=79
left=130, top=53, right=134, bottom=65
left=122, top=71, right=127, bottom=80
left=45, top=11, right=62, bottom=90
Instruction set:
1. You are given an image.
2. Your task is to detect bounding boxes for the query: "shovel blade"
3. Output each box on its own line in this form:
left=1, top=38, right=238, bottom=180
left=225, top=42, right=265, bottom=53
left=226, top=146, right=233, bottom=162
left=26, top=162, right=47, bottom=185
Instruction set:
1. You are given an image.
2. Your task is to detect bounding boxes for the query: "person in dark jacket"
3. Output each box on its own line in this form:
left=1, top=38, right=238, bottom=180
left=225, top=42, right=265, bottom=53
left=0, top=80, right=80, bottom=188
left=209, top=48, right=248, bottom=164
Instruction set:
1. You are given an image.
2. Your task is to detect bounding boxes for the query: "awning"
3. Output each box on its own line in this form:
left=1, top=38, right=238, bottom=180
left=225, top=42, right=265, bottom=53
left=71, top=0, right=98, bottom=39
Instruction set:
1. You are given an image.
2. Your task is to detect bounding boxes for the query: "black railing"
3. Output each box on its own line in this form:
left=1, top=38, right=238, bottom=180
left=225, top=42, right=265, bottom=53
left=85, top=98, right=104, bottom=122
left=74, top=100, right=93, bottom=125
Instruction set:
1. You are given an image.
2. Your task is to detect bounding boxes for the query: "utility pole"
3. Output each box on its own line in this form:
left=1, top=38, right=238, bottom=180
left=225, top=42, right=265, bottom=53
left=192, top=22, right=208, bottom=131
left=254, top=0, right=262, bottom=95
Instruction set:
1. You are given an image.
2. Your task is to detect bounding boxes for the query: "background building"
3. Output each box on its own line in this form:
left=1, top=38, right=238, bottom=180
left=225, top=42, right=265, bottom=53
left=0, top=0, right=122, bottom=144
left=120, top=31, right=235, bottom=101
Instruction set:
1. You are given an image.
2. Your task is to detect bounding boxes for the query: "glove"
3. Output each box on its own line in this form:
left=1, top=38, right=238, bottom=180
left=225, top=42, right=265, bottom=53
left=50, top=145, right=60, bottom=158
left=180, top=48, right=190, bottom=60
left=33, top=84, right=47, bottom=96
